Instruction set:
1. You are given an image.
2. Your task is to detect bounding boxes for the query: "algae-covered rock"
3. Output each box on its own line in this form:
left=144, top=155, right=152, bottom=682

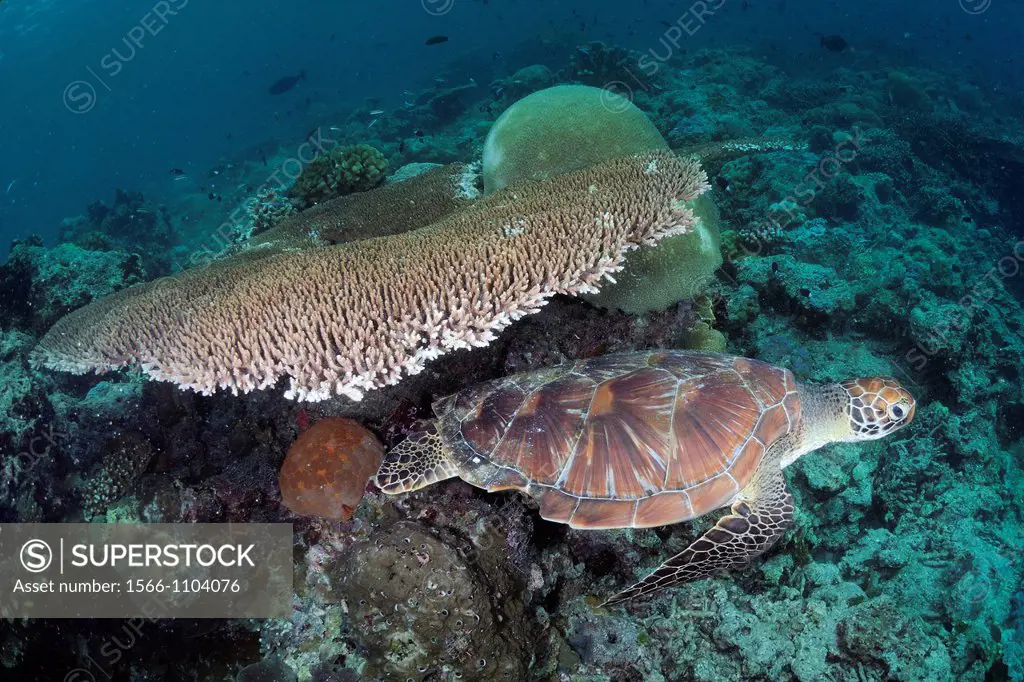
left=0, top=238, right=145, bottom=333
left=289, top=144, right=388, bottom=209
left=886, top=70, right=930, bottom=110
left=236, top=657, right=297, bottom=682
left=0, top=330, right=39, bottom=448
left=736, top=254, right=856, bottom=321
left=331, top=520, right=530, bottom=681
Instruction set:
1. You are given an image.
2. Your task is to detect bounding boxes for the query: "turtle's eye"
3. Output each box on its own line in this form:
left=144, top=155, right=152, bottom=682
left=887, top=402, right=907, bottom=421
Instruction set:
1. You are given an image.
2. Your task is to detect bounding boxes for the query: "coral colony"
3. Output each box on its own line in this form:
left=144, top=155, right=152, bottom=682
left=2, top=26, right=1023, bottom=682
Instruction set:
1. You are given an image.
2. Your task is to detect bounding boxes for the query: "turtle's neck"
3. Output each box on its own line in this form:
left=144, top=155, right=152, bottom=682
left=782, top=383, right=852, bottom=468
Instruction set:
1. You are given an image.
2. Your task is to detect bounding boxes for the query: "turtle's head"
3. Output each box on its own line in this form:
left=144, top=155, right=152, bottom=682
left=789, top=377, right=916, bottom=466
left=839, top=377, right=916, bottom=441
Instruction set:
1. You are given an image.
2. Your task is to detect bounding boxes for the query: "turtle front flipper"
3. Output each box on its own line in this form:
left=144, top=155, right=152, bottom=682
left=602, top=467, right=794, bottom=606
left=375, top=426, right=459, bottom=494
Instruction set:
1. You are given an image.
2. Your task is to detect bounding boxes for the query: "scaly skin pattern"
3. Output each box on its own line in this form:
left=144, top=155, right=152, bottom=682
left=602, top=433, right=795, bottom=606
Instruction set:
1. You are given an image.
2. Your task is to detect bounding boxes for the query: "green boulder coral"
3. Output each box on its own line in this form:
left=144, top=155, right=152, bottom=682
left=481, top=84, right=667, bottom=193
left=482, top=84, right=722, bottom=312
left=587, top=193, right=723, bottom=313
left=288, top=144, right=388, bottom=209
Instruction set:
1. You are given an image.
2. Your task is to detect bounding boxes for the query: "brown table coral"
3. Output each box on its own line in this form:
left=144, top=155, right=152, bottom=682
left=32, top=151, right=708, bottom=403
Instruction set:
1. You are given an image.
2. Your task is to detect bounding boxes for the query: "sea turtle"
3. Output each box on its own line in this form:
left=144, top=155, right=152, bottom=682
left=375, top=350, right=916, bottom=605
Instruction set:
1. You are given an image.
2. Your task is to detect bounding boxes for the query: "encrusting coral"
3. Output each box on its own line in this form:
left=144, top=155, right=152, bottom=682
left=80, top=431, right=155, bottom=518
left=31, top=151, right=709, bottom=402
left=331, top=520, right=531, bottom=681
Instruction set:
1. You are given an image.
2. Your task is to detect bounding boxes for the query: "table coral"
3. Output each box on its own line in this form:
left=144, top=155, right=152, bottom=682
left=32, top=152, right=707, bottom=402
left=249, top=162, right=479, bottom=253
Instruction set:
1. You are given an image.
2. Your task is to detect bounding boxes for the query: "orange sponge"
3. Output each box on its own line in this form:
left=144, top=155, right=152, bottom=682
left=279, top=417, right=384, bottom=519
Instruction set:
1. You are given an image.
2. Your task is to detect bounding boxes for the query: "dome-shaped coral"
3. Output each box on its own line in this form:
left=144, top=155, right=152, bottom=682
left=482, top=84, right=722, bottom=312
left=585, top=192, right=723, bottom=313
left=332, top=521, right=530, bottom=680
left=278, top=417, right=384, bottom=519
left=481, top=84, right=668, bottom=193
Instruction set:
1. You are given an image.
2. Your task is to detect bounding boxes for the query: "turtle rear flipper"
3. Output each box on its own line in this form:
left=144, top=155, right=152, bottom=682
left=375, top=426, right=458, bottom=494
left=602, top=467, right=794, bottom=606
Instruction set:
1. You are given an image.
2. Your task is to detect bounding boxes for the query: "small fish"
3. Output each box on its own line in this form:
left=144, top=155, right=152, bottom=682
left=267, top=70, right=306, bottom=95
left=5, top=179, right=15, bottom=194
left=169, top=168, right=185, bottom=176
left=818, top=34, right=849, bottom=52
left=425, top=35, right=449, bottom=46
left=369, top=109, right=385, bottom=116
left=413, top=129, right=425, bottom=137
left=399, top=140, right=406, bottom=153
left=208, top=192, right=215, bottom=200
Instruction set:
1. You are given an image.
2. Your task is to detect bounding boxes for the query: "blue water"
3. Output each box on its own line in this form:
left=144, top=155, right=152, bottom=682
left=1, top=0, right=1021, bottom=253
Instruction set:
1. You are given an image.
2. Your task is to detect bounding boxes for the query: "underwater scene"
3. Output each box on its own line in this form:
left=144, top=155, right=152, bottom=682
left=1, top=0, right=1023, bottom=679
